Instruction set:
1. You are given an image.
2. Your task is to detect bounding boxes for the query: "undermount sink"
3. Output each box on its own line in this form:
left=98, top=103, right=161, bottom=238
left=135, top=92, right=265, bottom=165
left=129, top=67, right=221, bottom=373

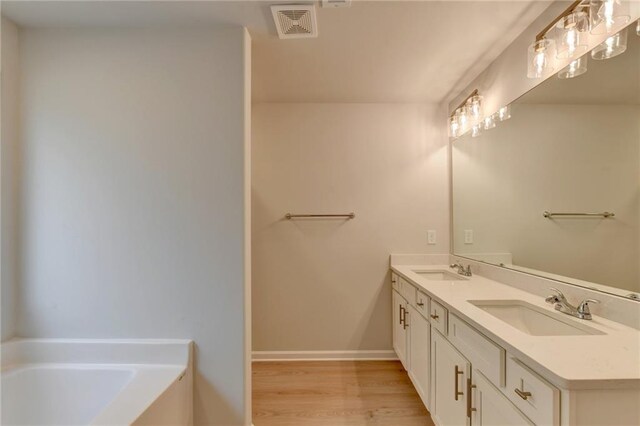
left=469, top=300, right=605, bottom=336
left=413, top=270, right=467, bottom=281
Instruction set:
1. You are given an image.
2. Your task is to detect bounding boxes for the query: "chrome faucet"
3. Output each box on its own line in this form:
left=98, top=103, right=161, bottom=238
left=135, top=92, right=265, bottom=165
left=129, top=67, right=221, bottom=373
left=450, top=262, right=472, bottom=277
left=545, top=288, right=600, bottom=320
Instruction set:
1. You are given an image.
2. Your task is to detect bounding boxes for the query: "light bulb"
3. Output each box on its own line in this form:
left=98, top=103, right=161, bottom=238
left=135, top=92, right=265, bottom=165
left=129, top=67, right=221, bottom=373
left=590, top=0, right=630, bottom=35
left=483, top=115, right=496, bottom=130
left=467, top=95, right=483, bottom=124
left=449, top=116, right=459, bottom=138
left=558, top=56, right=588, bottom=79
left=555, top=12, right=588, bottom=59
left=591, top=27, right=627, bottom=59
left=527, top=39, right=556, bottom=78
left=471, top=123, right=482, bottom=138
left=498, top=105, right=511, bottom=121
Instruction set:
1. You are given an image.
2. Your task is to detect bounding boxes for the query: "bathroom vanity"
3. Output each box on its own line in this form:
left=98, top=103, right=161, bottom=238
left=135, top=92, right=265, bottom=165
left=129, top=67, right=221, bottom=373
left=390, top=261, right=640, bottom=426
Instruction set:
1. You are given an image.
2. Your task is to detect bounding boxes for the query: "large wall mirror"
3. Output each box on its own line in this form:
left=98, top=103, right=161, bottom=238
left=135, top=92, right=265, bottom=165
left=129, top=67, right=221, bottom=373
left=452, top=24, right=639, bottom=300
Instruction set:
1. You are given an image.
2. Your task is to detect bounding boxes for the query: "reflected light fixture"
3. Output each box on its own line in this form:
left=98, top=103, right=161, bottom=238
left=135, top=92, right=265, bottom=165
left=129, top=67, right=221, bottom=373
left=471, top=123, right=482, bottom=138
left=558, top=55, right=588, bottom=78
left=591, top=27, right=628, bottom=59
left=555, top=11, right=589, bottom=59
left=483, top=114, right=496, bottom=130
left=498, top=105, right=511, bottom=121
left=589, top=0, right=630, bottom=35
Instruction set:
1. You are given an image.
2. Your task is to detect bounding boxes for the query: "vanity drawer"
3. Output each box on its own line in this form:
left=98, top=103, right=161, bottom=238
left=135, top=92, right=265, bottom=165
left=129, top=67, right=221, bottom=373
left=415, top=290, right=429, bottom=317
left=391, top=273, right=399, bottom=292
left=449, top=313, right=505, bottom=387
left=399, top=277, right=416, bottom=306
left=505, top=356, right=559, bottom=426
left=429, top=299, right=448, bottom=335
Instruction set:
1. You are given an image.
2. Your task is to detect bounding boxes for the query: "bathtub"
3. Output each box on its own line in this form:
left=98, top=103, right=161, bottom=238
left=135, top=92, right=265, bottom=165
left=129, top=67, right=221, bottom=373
left=1, top=339, right=193, bottom=425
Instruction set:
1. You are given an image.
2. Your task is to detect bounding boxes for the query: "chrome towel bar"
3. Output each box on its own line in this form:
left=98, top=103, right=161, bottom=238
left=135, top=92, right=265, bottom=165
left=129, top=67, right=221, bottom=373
left=543, top=211, right=615, bottom=218
left=285, top=213, right=355, bottom=220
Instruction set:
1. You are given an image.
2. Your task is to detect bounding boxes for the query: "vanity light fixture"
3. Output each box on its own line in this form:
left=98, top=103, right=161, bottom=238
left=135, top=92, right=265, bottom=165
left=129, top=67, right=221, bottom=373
left=591, top=27, right=627, bottom=59
left=636, top=18, right=640, bottom=36
left=589, top=0, right=630, bottom=35
left=527, top=39, right=556, bottom=78
left=498, top=105, right=511, bottom=121
left=558, top=55, right=588, bottom=78
left=467, top=95, right=483, bottom=124
left=449, top=116, right=460, bottom=139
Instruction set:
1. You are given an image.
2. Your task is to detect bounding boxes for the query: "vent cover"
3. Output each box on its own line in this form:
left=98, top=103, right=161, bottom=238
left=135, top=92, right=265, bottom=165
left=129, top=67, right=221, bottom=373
left=271, top=4, right=318, bottom=39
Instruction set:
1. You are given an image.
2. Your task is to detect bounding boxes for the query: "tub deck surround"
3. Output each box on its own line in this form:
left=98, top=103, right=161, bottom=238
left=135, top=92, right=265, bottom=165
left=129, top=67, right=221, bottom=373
left=390, top=262, right=640, bottom=391
left=1, top=339, right=193, bottom=426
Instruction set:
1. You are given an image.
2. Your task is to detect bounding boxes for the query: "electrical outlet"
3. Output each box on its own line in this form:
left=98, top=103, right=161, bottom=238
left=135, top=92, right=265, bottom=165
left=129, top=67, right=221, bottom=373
left=428, top=230, right=437, bottom=245
left=464, top=230, right=473, bottom=244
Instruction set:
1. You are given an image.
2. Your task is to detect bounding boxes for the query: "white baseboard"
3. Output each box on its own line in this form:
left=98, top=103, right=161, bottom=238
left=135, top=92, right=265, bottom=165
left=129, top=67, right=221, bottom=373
left=252, top=350, right=398, bottom=362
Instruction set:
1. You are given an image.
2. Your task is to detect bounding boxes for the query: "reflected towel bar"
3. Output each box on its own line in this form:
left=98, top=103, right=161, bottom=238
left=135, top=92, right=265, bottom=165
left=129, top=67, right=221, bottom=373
left=285, top=213, right=355, bottom=220
left=543, top=211, right=615, bottom=218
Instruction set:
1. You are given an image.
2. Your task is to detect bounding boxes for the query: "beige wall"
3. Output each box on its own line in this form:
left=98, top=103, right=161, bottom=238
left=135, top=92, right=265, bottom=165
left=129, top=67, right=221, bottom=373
left=16, top=27, right=251, bottom=425
left=252, top=103, right=448, bottom=352
left=1, top=17, right=20, bottom=341
left=453, top=104, right=639, bottom=292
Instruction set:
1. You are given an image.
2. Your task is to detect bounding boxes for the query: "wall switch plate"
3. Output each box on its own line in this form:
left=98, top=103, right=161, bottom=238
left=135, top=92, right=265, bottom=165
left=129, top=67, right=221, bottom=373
left=428, top=230, right=437, bottom=245
left=464, top=230, right=473, bottom=244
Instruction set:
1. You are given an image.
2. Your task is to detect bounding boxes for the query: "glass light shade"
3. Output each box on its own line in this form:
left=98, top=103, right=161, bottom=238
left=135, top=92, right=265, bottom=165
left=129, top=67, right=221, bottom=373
left=558, top=56, right=588, bottom=78
left=590, top=0, right=630, bottom=35
left=449, top=116, right=460, bottom=138
left=591, top=28, right=627, bottom=59
left=471, top=123, right=482, bottom=138
left=483, top=115, right=496, bottom=130
left=527, top=39, right=556, bottom=78
left=466, top=95, right=483, bottom=124
left=455, top=106, right=469, bottom=134
left=498, top=105, right=511, bottom=121
left=555, top=12, right=589, bottom=59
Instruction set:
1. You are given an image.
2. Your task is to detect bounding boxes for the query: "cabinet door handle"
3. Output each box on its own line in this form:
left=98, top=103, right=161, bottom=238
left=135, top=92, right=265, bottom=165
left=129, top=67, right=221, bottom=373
left=454, top=365, right=464, bottom=401
left=467, top=378, right=477, bottom=418
left=430, top=313, right=439, bottom=320
left=417, top=301, right=424, bottom=307
left=399, top=305, right=404, bottom=325
left=403, top=308, right=409, bottom=329
left=515, top=388, right=532, bottom=400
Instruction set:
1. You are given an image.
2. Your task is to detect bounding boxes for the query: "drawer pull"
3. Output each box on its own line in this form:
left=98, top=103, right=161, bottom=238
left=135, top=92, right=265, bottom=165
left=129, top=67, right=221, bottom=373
left=515, top=388, right=532, bottom=400
left=430, top=313, right=439, bottom=320
left=454, top=365, right=464, bottom=401
left=417, top=302, right=425, bottom=307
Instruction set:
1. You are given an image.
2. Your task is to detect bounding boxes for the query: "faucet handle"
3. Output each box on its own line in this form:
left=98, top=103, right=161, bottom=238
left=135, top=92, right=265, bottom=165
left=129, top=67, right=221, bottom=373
left=545, top=287, right=566, bottom=304
left=577, top=299, right=600, bottom=315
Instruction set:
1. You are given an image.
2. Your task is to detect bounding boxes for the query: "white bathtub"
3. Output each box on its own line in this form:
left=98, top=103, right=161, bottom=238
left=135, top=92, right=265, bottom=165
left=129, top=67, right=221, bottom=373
left=1, top=339, right=193, bottom=425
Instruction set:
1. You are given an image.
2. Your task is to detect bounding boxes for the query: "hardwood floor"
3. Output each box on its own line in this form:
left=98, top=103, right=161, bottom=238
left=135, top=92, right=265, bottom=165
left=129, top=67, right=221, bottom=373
left=252, top=361, right=435, bottom=426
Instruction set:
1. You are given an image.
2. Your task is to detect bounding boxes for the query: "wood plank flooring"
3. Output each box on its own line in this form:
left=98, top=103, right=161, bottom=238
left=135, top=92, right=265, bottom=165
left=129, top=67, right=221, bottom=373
left=252, top=361, right=436, bottom=426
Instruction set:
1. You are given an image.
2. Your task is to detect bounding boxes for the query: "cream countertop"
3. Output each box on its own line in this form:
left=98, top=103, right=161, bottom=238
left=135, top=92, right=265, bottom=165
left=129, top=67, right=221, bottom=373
left=391, top=264, right=640, bottom=391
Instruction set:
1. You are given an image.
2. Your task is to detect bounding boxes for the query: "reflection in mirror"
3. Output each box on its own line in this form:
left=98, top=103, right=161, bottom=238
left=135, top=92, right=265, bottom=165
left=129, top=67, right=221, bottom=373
left=452, top=24, right=639, bottom=299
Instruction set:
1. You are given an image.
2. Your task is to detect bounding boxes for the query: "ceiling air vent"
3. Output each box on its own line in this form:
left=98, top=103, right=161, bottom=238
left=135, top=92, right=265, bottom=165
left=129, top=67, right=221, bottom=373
left=271, top=4, right=318, bottom=39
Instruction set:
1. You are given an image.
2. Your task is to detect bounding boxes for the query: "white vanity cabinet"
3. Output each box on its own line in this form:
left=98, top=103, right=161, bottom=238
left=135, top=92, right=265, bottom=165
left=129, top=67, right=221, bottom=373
left=431, top=330, right=471, bottom=426
left=407, top=304, right=431, bottom=410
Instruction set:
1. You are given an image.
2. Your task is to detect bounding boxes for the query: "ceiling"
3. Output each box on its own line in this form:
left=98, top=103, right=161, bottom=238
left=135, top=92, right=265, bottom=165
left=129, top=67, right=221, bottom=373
left=3, top=0, right=552, bottom=104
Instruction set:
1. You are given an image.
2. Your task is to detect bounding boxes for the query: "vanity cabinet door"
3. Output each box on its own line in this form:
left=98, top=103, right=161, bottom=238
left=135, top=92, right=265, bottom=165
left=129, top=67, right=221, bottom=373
left=408, top=305, right=431, bottom=410
left=472, top=369, right=533, bottom=426
left=431, top=330, right=470, bottom=426
left=392, top=289, right=409, bottom=370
